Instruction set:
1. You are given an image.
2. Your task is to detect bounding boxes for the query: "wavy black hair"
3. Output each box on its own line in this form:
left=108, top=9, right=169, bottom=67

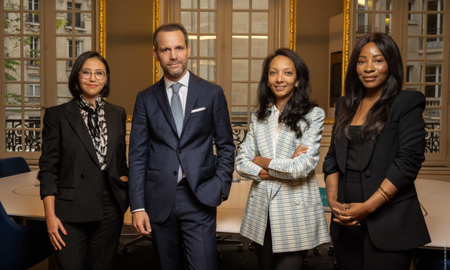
left=68, top=51, right=110, bottom=100
left=333, top=32, right=403, bottom=141
left=255, top=48, right=317, bottom=138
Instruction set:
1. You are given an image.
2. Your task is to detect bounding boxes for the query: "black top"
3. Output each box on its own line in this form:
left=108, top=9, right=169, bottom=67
left=346, top=126, right=363, bottom=171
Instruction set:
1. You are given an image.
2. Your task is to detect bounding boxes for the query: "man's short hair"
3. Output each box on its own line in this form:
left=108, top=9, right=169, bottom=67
left=153, top=23, right=189, bottom=49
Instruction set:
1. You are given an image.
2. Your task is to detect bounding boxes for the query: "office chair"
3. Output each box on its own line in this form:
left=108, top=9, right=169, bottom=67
left=0, top=157, right=31, bottom=178
left=0, top=201, right=54, bottom=270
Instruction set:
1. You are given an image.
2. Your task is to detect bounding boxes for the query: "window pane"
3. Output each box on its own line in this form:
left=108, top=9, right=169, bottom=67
left=4, top=0, right=20, bottom=10
left=425, top=38, right=443, bottom=59
left=199, top=36, right=216, bottom=57
left=4, top=12, right=21, bottom=34
left=24, top=13, right=40, bottom=34
left=199, top=59, right=216, bottom=81
left=72, top=13, right=92, bottom=34
left=56, top=13, right=70, bottom=34
left=77, top=37, right=91, bottom=54
left=24, top=130, right=41, bottom=152
left=252, top=12, right=268, bottom=33
left=56, top=37, right=70, bottom=58
left=374, top=0, right=392, bottom=10
left=182, top=0, right=197, bottom=9
left=232, top=36, right=249, bottom=57
left=181, top=12, right=198, bottom=33
left=80, top=0, right=92, bottom=11
left=5, top=107, right=21, bottom=128
left=5, top=84, right=22, bottom=105
left=357, top=0, right=373, bottom=11
left=56, top=0, right=71, bottom=10
left=425, top=85, right=441, bottom=98
left=4, top=36, right=21, bottom=58
left=24, top=62, right=40, bottom=82
left=57, top=84, right=72, bottom=105
left=252, top=0, right=268, bottom=9
left=409, top=0, right=425, bottom=11
left=406, top=61, right=423, bottom=82
left=231, top=107, right=247, bottom=126
left=374, top=13, right=391, bottom=34
left=251, top=36, right=268, bottom=57
left=57, top=60, right=72, bottom=82
left=233, top=0, right=249, bottom=9
left=23, top=36, right=40, bottom=58
left=250, top=83, right=258, bottom=105
left=407, top=38, right=423, bottom=60
left=200, top=12, right=216, bottom=33
left=356, top=13, right=373, bottom=34
left=407, top=14, right=425, bottom=35
left=5, top=59, right=22, bottom=81
left=232, top=83, right=248, bottom=105
left=425, top=62, right=442, bottom=82
left=427, top=0, right=444, bottom=11
left=189, top=35, right=198, bottom=57
left=232, top=59, right=248, bottom=81
left=233, top=12, right=249, bottom=33
left=405, top=85, right=422, bottom=91
left=24, top=108, right=40, bottom=129
left=200, top=0, right=216, bottom=9
left=251, top=60, right=263, bottom=81
left=25, top=84, right=40, bottom=105
left=427, top=14, right=444, bottom=35
left=188, top=59, right=198, bottom=75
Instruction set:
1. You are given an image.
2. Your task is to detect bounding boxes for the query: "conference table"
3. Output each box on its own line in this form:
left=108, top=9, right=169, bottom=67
left=1, top=171, right=449, bottom=249
left=0, top=171, right=250, bottom=234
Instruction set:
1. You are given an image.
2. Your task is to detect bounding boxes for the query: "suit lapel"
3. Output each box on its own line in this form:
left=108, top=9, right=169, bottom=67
left=360, top=140, right=375, bottom=172
left=104, top=102, right=116, bottom=169
left=64, top=99, right=101, bottom=169
left=153, top=78, right=179, bottom=136
left=335, top=135, right=348, bottom=173
left=183, top=74, right=201, bottom=131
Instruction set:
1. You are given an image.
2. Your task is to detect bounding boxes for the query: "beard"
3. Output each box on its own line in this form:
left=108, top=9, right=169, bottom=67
left=162, top=60, right=188, bottom=79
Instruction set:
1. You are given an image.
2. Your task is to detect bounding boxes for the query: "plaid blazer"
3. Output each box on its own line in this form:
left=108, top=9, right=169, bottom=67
left=236, top=106, right=330, bottom=253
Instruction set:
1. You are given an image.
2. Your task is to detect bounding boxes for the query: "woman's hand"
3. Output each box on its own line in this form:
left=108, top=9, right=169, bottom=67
left=332, top=202, right=372, bottom=226
left=46, top=214, right=67, bottom=251
left=291, top=143, right=308, bottom=158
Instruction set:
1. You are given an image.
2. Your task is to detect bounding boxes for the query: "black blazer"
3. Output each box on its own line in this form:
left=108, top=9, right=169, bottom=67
left=38, top=98, right=129, bottom=223
left=323, top=90, right=430, bottom=251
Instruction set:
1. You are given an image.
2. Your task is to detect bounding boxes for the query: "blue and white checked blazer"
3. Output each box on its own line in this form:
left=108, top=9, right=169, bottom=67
left=236, top=106, right=330, bottom=253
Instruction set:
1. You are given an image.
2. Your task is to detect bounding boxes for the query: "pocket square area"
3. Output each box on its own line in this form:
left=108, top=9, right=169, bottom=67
left=191, top=107, right=206, bottom=113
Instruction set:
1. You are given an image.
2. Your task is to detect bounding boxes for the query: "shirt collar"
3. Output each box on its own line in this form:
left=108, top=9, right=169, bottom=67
left=164, top=70, right=190, bottom=90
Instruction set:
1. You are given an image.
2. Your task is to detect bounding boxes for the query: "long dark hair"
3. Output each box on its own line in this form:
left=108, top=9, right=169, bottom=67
left=255, top=48, right=317, bottom=138
left=333, top=33, right=403, bottom=141
left=68, top=51, right=111, bottom=100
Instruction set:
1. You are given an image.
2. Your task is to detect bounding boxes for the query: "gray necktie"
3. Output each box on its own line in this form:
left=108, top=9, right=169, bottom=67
left=171, top=83, right=183, bottom=182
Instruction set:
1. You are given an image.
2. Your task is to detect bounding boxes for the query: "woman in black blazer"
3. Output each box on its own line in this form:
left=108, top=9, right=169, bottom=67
left=323, top=33, right=430, bottom=270
left=38, top=51, right=129, bottom=270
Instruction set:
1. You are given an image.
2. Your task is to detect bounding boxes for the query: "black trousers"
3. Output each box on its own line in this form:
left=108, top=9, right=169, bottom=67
left=55, top=172, right=124, bottom=270
left=150, top=180, right=217, bottom=270
left=333, top=170, right=414, bottom=270
left=254, top=217, right=308, bottom=270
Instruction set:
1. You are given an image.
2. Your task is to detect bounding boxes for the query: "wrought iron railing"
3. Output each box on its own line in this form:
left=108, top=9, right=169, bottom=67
left=5, top=119, right=41, bottom=152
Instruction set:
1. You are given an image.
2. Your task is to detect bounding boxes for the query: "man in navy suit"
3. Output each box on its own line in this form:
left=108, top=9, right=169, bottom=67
left=128, top=23, right=235, bottom=269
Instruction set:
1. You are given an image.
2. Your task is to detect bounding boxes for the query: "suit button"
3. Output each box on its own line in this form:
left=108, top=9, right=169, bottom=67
left=81, top=174, right=84, bottom=179
left=365, top=171, right=371, bottom=177
left=178, top=149, right=182, bottom=154
left=173, top=171, right=177, bottom=176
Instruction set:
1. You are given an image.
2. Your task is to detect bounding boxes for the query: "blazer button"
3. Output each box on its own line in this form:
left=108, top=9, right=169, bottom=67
left=173, top=171, right=178, bottom=176
left=365, top=170, right=371, bottom=177
left=178, top=149, right=182, bottom=154
left=81, top=174, right=84, bottom=179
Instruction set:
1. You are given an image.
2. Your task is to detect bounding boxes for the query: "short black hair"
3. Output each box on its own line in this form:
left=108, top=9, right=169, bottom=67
left=153, top=23, right=189, bottom=50
left=68, top=51, right=110, bottom=99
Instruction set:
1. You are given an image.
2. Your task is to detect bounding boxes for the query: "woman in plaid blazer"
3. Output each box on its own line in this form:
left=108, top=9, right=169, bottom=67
left=236, top=48, right=330, bottom=269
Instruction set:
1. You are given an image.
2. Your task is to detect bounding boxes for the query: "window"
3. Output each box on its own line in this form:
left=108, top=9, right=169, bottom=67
left=170, top=0, right=281, bottom=147
left=1, top=0, right=97, bottom=161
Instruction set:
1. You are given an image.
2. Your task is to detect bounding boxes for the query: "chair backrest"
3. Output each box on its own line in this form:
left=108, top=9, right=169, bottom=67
left=0, top=157, right=31, bottom=178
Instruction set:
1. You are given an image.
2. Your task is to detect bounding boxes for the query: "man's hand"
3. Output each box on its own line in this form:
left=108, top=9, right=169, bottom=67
left=132, top=211, right=151, bottom=235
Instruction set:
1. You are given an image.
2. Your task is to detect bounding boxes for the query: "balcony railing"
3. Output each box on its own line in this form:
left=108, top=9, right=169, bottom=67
left=5, top=119, right=41, bottom=152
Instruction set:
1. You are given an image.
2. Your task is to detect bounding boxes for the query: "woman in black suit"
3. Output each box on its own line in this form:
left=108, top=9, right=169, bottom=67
left=323, top=33, right=430, bottom=270
left=38, top=51, right=129, bottom=270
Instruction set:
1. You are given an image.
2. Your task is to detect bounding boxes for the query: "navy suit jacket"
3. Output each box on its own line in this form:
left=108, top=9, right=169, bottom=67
left=128, top=73, right=235, bottom=223
left=323, top=90, right=430, bottom=251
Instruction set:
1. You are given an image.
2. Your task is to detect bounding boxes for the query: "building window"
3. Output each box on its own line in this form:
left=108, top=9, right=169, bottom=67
left=67, top=40, right=83, bottom=68
left=67, top=3, right=84, bottom=29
